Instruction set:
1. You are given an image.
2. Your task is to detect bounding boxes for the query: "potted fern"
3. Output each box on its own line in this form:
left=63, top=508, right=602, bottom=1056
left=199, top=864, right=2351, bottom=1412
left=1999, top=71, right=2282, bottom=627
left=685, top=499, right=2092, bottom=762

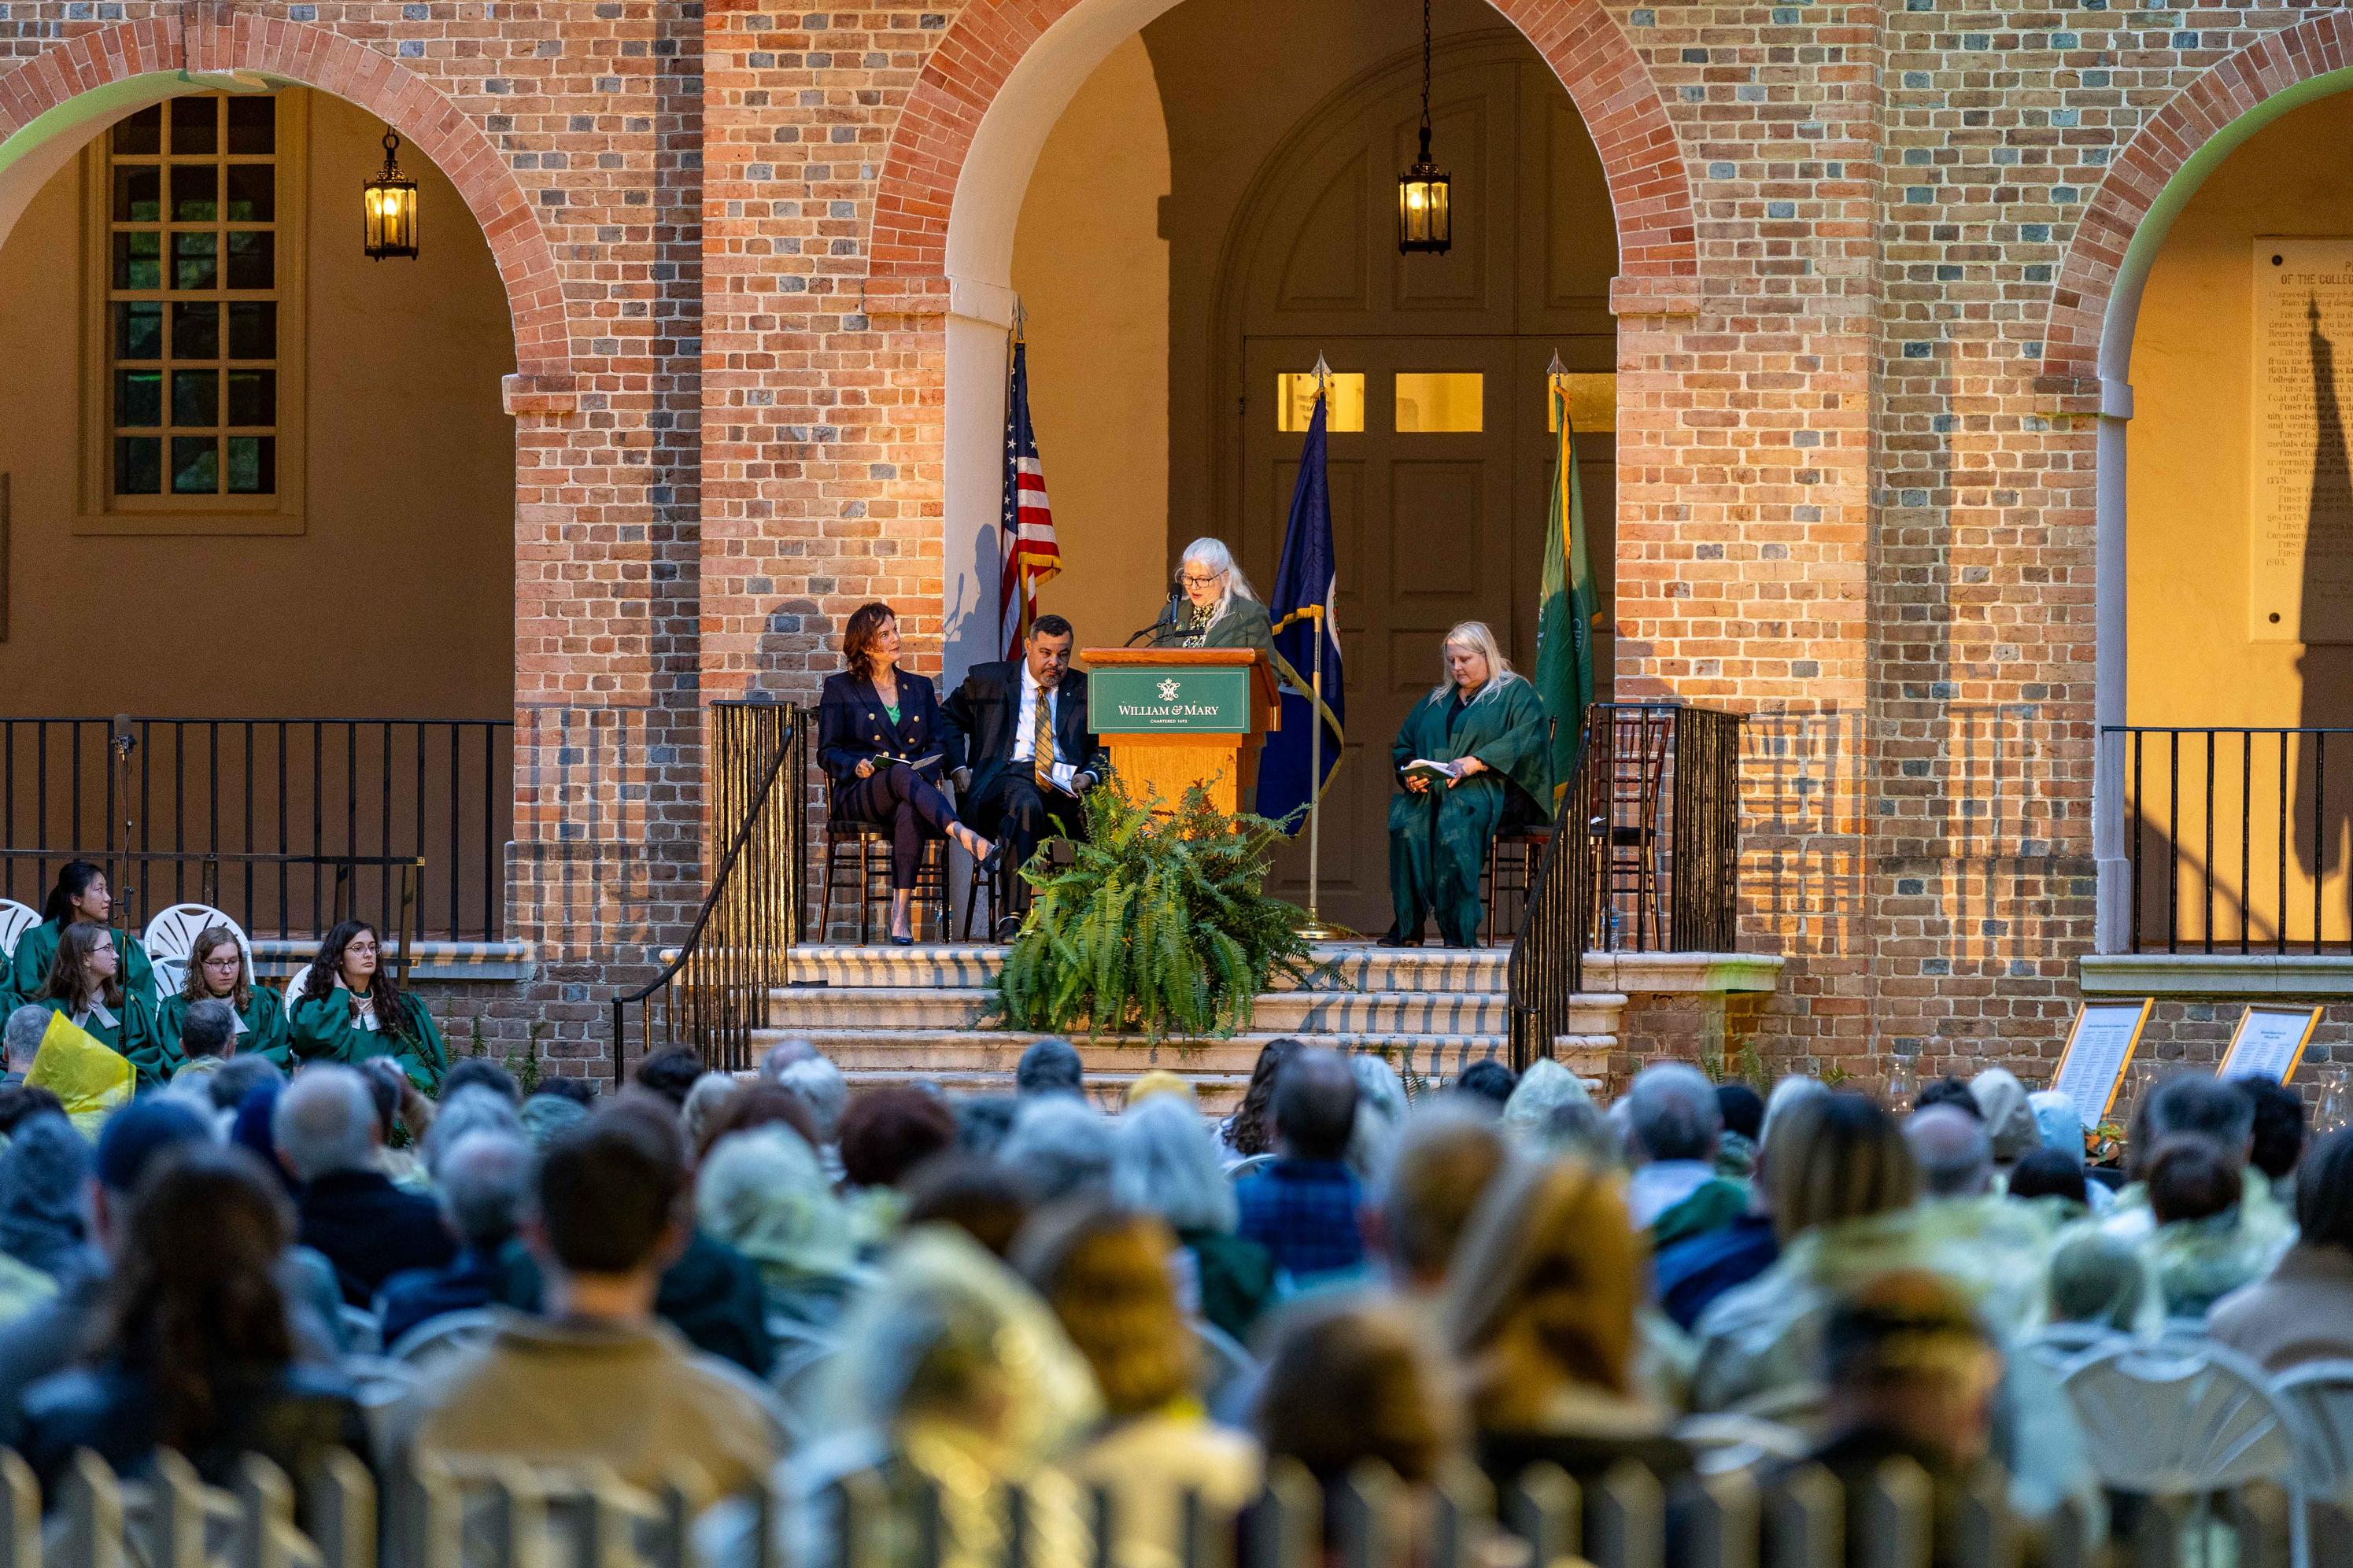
left=994, top=779, right=1324, bottom=1040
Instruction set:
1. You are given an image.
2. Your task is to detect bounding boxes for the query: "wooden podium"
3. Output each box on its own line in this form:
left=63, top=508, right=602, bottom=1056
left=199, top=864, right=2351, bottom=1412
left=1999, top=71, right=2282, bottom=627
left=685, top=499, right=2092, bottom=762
left=1083, top=647, right=1281, bottom=816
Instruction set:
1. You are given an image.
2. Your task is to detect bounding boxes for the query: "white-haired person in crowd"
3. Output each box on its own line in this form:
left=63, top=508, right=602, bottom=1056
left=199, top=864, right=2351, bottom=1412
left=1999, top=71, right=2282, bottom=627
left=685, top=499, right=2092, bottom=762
left=999, top=1094, right=1115, bottom=1205
left=1623, top=1062, right=1745, bottom=1248
left=0, top=1006, right=45, bottom=1090
left=777, top=1055, right=849, bottom=1180
left=375, top=1129, right=533, bottom=1349
left=1110, top=1093, right=1271, bottom=1341
left=1345, top=1052, right=1407, bottom=1182
left=1383, top=621, right=1553, bottom=949
left=1146, top=537, right=1274, bottom=659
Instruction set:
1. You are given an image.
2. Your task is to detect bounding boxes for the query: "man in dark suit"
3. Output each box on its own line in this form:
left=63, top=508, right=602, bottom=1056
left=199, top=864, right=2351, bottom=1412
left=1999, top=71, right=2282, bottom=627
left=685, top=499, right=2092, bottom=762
left=944, top=614, right=1109, bottom=937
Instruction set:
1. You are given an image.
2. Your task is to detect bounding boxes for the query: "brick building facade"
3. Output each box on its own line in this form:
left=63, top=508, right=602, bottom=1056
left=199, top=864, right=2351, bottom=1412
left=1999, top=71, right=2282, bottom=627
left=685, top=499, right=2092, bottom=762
left=0, top=0, right=2336, bottom=1088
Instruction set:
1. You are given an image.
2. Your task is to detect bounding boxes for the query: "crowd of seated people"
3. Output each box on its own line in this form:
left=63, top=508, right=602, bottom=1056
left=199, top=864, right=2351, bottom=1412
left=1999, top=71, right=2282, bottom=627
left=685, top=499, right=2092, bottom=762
left=0, top=1002, right=2341, bottom=1566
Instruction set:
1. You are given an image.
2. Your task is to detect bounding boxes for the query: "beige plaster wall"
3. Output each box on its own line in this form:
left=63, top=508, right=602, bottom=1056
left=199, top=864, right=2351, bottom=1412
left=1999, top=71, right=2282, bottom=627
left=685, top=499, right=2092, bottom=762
left=1010, top=36, right=1173, bottom=650
left=0, top=87, right=516, bottom=719
left=2127, top=87, right=2353, bottom=730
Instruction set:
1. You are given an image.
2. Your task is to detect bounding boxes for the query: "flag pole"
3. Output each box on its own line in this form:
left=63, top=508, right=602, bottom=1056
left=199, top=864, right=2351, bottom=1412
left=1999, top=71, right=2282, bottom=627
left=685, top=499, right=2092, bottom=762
left=1297, top=354, right=1354, bottom=943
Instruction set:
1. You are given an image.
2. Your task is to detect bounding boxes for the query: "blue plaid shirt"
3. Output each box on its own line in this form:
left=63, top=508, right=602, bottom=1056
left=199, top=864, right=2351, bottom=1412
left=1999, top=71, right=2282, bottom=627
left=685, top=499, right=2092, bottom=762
left=1235, top=1157, right=1365, bottom=1280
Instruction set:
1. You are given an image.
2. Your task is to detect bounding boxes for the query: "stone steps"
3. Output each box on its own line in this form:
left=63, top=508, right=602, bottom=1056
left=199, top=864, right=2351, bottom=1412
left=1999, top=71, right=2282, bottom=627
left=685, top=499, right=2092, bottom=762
left=779, top=943, right=1509, bottom=994
left=767, top=983, right=1520, bottom=1035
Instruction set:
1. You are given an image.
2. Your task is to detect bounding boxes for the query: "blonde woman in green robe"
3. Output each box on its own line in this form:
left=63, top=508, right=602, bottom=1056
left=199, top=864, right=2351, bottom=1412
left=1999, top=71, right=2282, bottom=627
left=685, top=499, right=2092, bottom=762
left=1383, top=622, right=1553, bottom=948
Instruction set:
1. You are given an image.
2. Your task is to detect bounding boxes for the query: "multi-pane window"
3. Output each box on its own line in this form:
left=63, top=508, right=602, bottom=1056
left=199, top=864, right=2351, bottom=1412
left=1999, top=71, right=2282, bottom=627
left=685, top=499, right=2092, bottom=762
left=87, top=92, right=306, bottom=529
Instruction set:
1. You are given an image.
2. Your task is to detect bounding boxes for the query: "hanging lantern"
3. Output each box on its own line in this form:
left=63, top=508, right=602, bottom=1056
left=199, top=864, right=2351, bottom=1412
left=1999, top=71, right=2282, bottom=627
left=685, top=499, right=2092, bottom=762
left=1397, top=0, right=1452, bottom=255
left=363, top=128, right=419, bottom=260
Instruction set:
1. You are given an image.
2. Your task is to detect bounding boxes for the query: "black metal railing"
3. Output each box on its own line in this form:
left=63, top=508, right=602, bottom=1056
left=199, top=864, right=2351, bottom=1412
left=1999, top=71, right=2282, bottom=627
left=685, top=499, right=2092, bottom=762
left=2108, top=724, right=2353, bottom=954
left=1510, top=703, right=1744, bottom=1068
left=0, top=717, right=511, bottom=942
left=608, top=702, right=808, bottom=1086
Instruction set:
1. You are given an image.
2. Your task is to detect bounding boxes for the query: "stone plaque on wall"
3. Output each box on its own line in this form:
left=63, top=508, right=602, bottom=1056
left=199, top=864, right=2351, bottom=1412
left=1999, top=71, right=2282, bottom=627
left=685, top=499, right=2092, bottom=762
left=2252, top=238, right=2353, bottom=643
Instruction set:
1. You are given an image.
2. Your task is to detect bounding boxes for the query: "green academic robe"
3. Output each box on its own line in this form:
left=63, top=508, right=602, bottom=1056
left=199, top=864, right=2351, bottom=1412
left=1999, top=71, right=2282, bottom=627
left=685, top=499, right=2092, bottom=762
left=147, top=985, right=291, bottom=1085
left=1387, top=677, right=1553, bottom=946
left=7, top=922, right=157, bottom=1016
left=1149, top=594, right=1276, bottom=661
left=287, top=985, right=449, bottom=1090
left=31, top=991, right=153, bottom=1072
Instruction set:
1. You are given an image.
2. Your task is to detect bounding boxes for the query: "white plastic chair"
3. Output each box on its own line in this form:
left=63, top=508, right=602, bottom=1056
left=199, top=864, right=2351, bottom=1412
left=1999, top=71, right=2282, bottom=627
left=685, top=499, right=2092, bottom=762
left=0, top=900, right=38, bottom=968
left=765, top=1315, right=838, bottom=1413
left=280, top=963, right=314, bottom=1013
left=1226, top=1154, right=1275, bottom=1181
left=1193, top=1319, right=1257, bottom=1412
left=2061, top=1338, right=2307, bottom=1493
left=142, top=902, right=253, bottom=998
left=338, top=1304, right=384, bottom=1356
left=341, top=1352, right=421, bottom=1450
left=386, top=1305, right=500, bottom=1371
left=2271, top=1359, right=2353, bottom=1568
left=2022, top=1321, right=2127, bottom=1377
left=1675, top=1411, right=1811, bottom=1476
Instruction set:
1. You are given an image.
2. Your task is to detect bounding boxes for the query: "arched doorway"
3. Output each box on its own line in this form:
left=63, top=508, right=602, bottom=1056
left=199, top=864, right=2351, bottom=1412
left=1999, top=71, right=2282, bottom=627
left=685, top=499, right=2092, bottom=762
left=1206, top=28, right=1617, bottom=929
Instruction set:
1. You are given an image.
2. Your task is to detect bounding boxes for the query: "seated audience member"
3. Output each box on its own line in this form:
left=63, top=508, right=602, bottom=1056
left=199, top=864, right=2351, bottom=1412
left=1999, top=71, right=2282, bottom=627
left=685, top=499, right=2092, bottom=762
left=274, top=1065, right=456, bottom=1305
left=1125, top=1070, right=1192, bottom=1109
left=1235, top=1046, right=1367, bottom=1282
left=2045, top=1230, right=2150, bottom=1332
left=34, top=921, right=153, bottom=1068
left=2030, top=1089, right=2114, bottom=1212
left=996, top=1093, right=1114, bottom=1205
left=1689, top=1091, right=1921, bottom=1412
left=1771, top=1271, right=2006, bottom=1568
left=1216, top=1038, right=1299, bottom=1164
left=1653, top=1180, right=1780, bottom=1334
left=788, top=1226, right=1099, bottom=1566
left=494, top=1103, right=774, bottom=1378
left=375, top=1131, right=533, bottom=1350
left=1914, top=1075, right=1981, bottom=1119
left=519, top=1083, right=593, bottom=1148
left=202, top=1054, right=283, bottom=1119
left=17, top=1143, right=368, bottom=1495
left=630, top=1043, right=704, bottom=1110
left=1252, top=1299, right=1459, bottom=1533
left=164, top=999, right=239, bottom=1093
left=360, top=1058, right=434, bottom=1190
left=680, top=1072, right=743, bottom=1162
left=839, top=1084, right=959, bottom=1226
left=1445, top=1156, right=1692, bottom=1508
left=0, top=1115, right=87, bottom=1278
left=535, top=1077, right=597, bottom=1107
left=1018, top=1206, right=1261, bottom=1555
left=1760, top=1075, right=1830, bottom=1146
left=441, top=1057, right=523, bottom=1106
left=1968, top=1067, right=2040, bottom=1178
left=0, top=1088, right=64, bottom=1140
left=1625, top=1063, right=1744, bottom=1245
left=902, top=1154, right=1033, bottom=1260
left=2144, top=1133, right=2271, bottom=1318
left=1015, top=1037, right=1085, bottom=1100
left=1500, top=1057, right=1591, bottom=1143
left=1110, top=1093, right=1272, bottom=1340
left=2108, top=1075, right=2290, bottom=1255
left=9, top=862, right=157, bottom=1016
left=756, top=1039, right=815, bottom=1083
left=393, top=1110, right=779, bottom=1503
left=1716, top=1082, right=1766, bottom=1179
left=777, top=1056, right=849, bottom=1178
left=2007, top=1146, right=2090, bottom=1209
left=419, top=1087, right=524, bottom=1183
left=286, top=921, right=448, bottom=1091
left=955, top=1094, right=1020, bottom=1157
left=152, top=926, right=286, bottom=1083
left=1453, top=1057, right=1518, bottom=1110
left=2237, top=1075, right=2309, bottom=1202
left=1908, top=1105, right=1994, bottom=1199
left=0, top=1006, right=46, bottom=1089
left=2211, top=1127, right=2353, bottom=1369
left=696, top=1124, right=863, bottom=1327
left=1368, top=1108, right=1509, bottom=1322
left=1347, top=1053, right=1409, bottom=1181
left=694, top=1083, right=822, bottom=1165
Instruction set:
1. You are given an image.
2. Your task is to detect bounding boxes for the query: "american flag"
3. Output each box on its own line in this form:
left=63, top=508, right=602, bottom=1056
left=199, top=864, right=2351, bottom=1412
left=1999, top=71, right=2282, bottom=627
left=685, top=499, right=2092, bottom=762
left=999, top=331, right=1062, bottom=660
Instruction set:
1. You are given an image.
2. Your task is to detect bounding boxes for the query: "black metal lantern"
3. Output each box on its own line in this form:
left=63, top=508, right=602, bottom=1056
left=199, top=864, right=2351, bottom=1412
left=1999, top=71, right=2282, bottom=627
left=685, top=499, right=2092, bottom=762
left=1397, top=0, right=1451, bottom=254
left=363, top=128, right=419, bottom=260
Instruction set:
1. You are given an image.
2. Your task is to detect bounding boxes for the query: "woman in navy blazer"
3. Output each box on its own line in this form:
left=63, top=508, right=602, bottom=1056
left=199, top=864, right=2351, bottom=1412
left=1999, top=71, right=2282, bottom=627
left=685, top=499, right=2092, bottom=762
left=819, top=603, right=998, bottom=943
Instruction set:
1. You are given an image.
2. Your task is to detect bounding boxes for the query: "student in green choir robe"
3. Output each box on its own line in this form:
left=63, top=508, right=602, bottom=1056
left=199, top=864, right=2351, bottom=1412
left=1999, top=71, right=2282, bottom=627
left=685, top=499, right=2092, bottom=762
left=31, top=921, right=153, bottom=1064
left=1147, top=537, right=1276, bottom=659
left=8, top=861, right=157, bottom=1014
left=286, top=919, right=447, bottom=1090
left=149, top=924, right=289, bottom=1085
left=1383, top=621, right=1555, bottom=949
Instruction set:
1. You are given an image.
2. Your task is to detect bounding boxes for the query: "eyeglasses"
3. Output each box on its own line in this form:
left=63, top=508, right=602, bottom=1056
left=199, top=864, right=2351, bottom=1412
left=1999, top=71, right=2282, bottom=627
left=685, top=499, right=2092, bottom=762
left=1179, top=571, right=1225, bottom=588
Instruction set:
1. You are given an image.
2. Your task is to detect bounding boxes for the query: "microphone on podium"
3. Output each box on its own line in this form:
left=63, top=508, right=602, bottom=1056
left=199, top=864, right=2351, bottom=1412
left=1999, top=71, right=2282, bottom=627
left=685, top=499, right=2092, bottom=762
left=1125, top=590, right=1180, bottom=647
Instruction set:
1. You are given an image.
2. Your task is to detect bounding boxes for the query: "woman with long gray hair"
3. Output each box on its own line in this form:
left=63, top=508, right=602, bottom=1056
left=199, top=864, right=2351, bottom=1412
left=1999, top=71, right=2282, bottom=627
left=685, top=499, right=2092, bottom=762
left=1383, top=620, right=1553, bottom=948
left=1145, top=537, right=1274, bottom=659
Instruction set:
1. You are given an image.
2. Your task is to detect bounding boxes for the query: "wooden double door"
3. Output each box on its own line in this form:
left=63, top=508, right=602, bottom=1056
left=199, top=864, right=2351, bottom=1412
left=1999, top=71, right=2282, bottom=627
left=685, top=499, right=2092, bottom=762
left=1215, top=38, right=1620, bottom=935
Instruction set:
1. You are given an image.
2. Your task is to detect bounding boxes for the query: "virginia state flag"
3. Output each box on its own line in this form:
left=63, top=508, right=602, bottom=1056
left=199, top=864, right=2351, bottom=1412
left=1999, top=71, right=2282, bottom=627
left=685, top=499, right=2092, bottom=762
left=1259, top=386, right=1343, bottom=832
left=1534, top=374, right=1598, bottom=802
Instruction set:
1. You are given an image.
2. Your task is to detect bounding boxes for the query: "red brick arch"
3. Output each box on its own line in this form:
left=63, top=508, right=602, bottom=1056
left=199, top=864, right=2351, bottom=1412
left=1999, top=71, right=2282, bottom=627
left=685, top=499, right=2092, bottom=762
left=2043, top=9, right=2353, bottom=386
left=867, top=0, right=1698, bottom=297
left=0, top=13, right=572, bottom=380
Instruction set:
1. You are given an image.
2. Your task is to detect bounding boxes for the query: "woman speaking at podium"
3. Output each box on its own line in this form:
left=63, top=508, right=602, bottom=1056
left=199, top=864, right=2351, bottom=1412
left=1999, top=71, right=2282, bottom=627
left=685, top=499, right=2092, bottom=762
left=818, top=603, right=999, bottom=945
left=1145, top=537, right=1274, bottom=659
left=1383, top=622, right=1553, bottom=949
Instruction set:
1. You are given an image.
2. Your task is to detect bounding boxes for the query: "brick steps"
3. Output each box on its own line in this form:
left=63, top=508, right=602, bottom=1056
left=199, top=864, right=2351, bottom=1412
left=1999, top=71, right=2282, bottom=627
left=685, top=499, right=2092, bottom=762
left=762, top=942, right=1616, bottom=1113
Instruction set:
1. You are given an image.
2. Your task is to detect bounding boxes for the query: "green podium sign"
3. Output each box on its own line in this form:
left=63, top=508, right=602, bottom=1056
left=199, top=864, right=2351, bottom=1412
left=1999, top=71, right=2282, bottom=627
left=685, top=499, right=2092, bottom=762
left=1088, top=666, right=1252, bottom=734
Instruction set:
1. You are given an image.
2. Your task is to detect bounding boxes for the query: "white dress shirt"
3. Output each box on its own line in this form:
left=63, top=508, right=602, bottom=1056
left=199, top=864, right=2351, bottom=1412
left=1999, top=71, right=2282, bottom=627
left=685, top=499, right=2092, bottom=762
left=1013, top=662, right=1080, bottom=792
